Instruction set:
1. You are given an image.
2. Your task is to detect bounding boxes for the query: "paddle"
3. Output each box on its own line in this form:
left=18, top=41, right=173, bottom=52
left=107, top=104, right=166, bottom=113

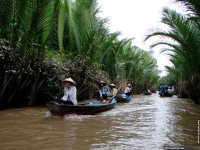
left=107, top=84, right=123, bottom=103
left=117, top=85, right=122, bottom=91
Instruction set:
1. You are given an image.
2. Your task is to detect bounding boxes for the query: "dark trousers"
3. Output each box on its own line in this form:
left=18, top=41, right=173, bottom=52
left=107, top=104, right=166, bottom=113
left=97, top=93, right=108, bottom=100
left=125, top=92, right=132, bottom=96
left=102, top=94, right=108, bottom=99
left=58, top=100, right=74, bottom=105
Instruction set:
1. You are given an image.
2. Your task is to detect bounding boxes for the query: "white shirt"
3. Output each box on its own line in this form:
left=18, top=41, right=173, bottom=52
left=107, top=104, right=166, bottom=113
left=124, top=87, right=131, bottom=93
left=61, top=86, right=77, bottom=105
left=167, top=88, right=173, bottom=94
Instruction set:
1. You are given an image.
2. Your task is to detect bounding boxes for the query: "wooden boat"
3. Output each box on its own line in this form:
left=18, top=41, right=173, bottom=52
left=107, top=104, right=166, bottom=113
left=114, top=94, right=131, bottom=103
left=159, top=86, right=173, bottom=97
left=47, top=99, right=117, bottom=116
left=159, top=92, right=173, bottom=97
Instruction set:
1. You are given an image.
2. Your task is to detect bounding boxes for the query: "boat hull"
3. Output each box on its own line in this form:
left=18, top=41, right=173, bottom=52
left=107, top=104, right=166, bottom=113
left=159, top=94, right=173, bottom=97
left=159, top=92, right=173, bottom=97
left=47, top=99, right=116, bottom=116
left=115, top=94, right=131, bottom=103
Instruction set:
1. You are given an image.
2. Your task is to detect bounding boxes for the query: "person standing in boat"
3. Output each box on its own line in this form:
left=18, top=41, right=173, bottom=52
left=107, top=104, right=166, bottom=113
left=98, top=81, right=111, bottom=100
left=124, top=83, right=132, bottom=96
left=109, top=83, right=118, bottom=97
left=60, top=78, right=77, bottom=105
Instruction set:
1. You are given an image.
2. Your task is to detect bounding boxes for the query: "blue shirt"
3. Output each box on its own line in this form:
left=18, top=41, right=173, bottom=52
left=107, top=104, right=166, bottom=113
left=99, top=86, right=111, bottom=97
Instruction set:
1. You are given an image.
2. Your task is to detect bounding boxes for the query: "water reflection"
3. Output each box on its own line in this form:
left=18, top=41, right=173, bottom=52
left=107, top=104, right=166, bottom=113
left=0, top=94, right=199, bottom=150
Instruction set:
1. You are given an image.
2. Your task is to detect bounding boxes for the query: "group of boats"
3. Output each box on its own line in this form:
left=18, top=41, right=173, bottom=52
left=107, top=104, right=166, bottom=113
left=47, top=85, right=175, bottom=116
left=47, top=94, right=131, bottom=116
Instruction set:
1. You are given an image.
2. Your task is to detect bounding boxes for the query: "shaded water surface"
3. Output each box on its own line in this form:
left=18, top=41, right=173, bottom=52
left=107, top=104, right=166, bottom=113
left=0, top=94, right=200, bottom=150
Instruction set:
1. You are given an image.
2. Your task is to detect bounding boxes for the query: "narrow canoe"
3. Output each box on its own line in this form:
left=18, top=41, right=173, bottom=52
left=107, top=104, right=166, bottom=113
left=159, top=94, right=173, bottom=97
left=47, top=99, right=117, bottom=116
left=115, top=94, right=132, bottom=103
left=159, top=92, right=173, bottom=97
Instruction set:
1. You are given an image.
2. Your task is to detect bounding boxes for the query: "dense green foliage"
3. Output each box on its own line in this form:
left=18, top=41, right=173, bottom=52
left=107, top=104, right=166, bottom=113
left=0, top=0, right=159, bottom=109
left=145, top=0, right=200, bottom=103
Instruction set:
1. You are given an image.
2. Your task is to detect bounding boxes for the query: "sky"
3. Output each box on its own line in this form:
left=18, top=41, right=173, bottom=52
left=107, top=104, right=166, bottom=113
left=97, top=0, right=179, bottom=76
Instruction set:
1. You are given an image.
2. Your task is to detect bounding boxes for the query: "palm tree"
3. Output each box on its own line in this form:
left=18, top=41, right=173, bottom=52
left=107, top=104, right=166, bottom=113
left=0, top=0, right=160, bottom=108
left=145, top=7, right=200, bottom=103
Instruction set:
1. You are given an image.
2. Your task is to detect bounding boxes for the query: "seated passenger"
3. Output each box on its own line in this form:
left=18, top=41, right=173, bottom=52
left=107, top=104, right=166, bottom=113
left=59, top=78, right=77, bottom=105
left=98, top=81, right=111, bottom=101
left=124, top=84, right=132, bottom=96
left=167, top=87, right=173, bottom=96
left=109, top=83, right=118, bottom=97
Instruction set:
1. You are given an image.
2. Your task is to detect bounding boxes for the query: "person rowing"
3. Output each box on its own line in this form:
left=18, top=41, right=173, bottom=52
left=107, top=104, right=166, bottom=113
left=58, top=78, right=77, bottom=105
left=109, top=83, right=118, bottom=97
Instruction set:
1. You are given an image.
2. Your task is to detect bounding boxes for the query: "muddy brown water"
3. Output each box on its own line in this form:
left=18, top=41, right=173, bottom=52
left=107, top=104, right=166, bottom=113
left=0, top=94, right=200, bottom=150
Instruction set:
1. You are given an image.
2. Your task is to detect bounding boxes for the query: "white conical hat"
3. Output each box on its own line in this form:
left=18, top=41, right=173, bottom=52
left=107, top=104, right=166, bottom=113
left=110, top=83, right=116, bottom=87
left=99, top=81, right=106, bottom=84
left=63, top=78, right=75, bottom=84
left=127, top=83, right=131, bottom=87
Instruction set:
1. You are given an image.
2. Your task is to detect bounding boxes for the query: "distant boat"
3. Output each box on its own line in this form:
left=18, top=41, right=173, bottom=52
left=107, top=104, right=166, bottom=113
left=115, top=94, right=132, bottom=103
left=159, top=92, right=173, bottom=97
left=47, top=99, right=117, bottom=116
left=159, top=86, right=173, bottom=97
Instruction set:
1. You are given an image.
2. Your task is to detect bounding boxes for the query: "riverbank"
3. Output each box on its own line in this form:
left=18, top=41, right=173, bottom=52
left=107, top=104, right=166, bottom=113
left=0, top=0, right=159, bottom=110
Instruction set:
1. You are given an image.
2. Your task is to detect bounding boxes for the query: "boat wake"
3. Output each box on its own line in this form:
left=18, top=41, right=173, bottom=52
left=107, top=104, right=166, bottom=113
left=63, top=114, right=94, bottom=121
left=45, top=111, right=94, bottom=121
left=45, top=111, right=52, bottom=118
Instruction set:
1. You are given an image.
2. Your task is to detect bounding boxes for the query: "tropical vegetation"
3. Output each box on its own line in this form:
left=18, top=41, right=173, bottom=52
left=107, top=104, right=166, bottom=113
left=0, top=0, right=159, bottom=109
left=145, top=0, right=200, bottom=103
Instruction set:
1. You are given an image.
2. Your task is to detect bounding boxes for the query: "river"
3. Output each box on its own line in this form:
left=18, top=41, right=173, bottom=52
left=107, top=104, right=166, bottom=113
left=0, top=94, right=199, bottom=150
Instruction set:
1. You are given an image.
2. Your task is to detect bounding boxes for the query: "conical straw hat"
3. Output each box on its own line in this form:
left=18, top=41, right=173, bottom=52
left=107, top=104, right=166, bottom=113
left=63, top=78, right=75, bottom=84
left=110, top=83, right=115, bottom=87
left=99, top=81, right=106, bottom=84
left=127, top=83, right=131, bottom=87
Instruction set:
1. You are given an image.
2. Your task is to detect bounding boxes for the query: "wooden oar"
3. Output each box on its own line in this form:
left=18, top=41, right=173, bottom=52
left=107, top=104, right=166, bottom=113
left=117, top=85, right=122, bottom=94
